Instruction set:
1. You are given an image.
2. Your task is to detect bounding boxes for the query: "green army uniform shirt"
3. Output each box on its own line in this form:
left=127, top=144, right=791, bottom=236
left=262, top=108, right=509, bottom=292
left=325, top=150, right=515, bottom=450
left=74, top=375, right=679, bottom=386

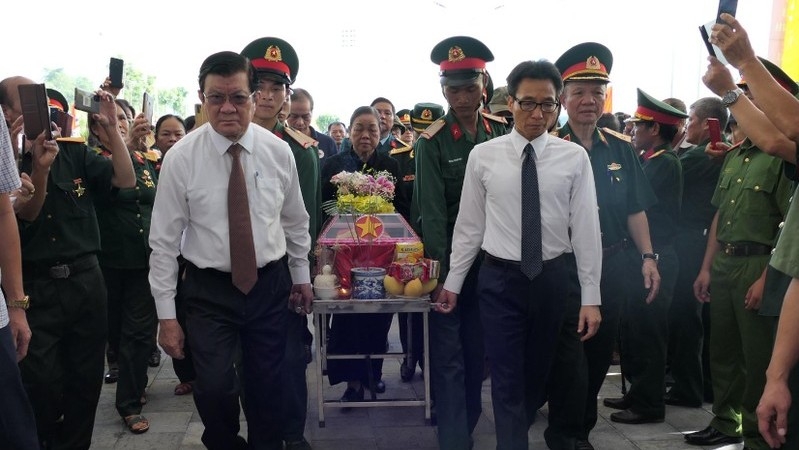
left=679, top=140, right=722, bottom=232
left=712, top=139, right=792, bottom=246
left=413, top=110, right=506, bottom=280
left=556, top=124, right=656, bottom=247
left=272, top=122, right=323, bottom=243
left=18, top=140, right=114, bottom=264
left=94, top=150, right=157, bottom=269
left=640, top=144, right=682, bottom=245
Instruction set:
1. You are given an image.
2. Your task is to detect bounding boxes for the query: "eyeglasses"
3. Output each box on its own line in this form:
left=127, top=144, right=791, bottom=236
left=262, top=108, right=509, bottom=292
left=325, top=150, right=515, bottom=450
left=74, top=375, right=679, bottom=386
left=203, top=92, right=254, bottom=106
left=512, top=97, right=559, bottom=113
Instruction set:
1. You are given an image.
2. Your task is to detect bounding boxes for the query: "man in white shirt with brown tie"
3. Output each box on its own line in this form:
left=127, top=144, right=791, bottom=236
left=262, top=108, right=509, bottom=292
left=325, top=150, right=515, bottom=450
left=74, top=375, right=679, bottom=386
left=149, top=51, right=312, bottom=450
left=439, top=59, right=603, bottom=450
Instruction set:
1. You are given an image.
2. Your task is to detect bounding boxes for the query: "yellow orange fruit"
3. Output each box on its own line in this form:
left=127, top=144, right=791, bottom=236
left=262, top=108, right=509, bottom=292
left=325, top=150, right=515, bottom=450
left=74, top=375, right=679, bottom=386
left=404, top=278, right=424, bottom=297
left=383, top=275, right=405, bottom=296
left=421, top=278, right=438, bottom=295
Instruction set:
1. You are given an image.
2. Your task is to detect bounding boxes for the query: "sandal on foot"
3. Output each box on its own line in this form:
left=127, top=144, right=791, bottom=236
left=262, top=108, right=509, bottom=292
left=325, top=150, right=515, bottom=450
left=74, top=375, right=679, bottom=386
left=123, top=415, right=149, bottom=434
left=174, top=382, right=193, bottom=396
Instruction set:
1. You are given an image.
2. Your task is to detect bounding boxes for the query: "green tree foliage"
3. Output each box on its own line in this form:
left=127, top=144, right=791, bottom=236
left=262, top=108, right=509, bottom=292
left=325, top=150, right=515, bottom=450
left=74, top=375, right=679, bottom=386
left=315, top=113, right=340, bottom=133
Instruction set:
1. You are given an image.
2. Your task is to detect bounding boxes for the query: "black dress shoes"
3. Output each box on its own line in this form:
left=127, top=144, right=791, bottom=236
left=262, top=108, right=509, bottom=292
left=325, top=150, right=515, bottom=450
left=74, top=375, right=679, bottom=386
left=104, top=367, right=119, bottom=384
left=341, top=385, right=364, bottom=403
left=400, top=359, right=414, bottom=382
left=609, top=409, right=664, bottom=424
left=684, top=425, right=742, bottom=446
left=375, top=379, right=386, bottom=393
left=602, top=396, right=631, bottom=410
left=664, top=392, right=702, bottom=408
left=575, top=439, right=595, bottom=450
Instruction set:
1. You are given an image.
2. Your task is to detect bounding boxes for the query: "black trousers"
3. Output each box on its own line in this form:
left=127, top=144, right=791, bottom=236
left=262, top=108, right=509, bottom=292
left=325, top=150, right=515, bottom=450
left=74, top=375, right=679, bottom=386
left=546, top=248, right=637, bottom=444
left=0, top=323, right=39, bottom=450
left=102, top=266, right=156, bottom=417
left=20, top=259, right=107, bottom=450
left=480, top=254, right=571, bottom=450
left=183, top=259, right=290, bottom=450
left=668, top=230, right=708, bottom=404
left=281, top=312, right=309, bottom=443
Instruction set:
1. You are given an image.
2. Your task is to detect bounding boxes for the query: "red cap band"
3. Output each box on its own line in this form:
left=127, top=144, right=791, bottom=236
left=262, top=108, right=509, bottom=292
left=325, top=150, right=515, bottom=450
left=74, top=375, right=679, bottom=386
left=561, top=61, right=608, bottom=80
left=440, top=57, right=486, bottom=72
left=48, top=99, right=65, bottom=111
left=251, top=59, right=291, bottom=79
left=634, top=106, right=682, bottom=126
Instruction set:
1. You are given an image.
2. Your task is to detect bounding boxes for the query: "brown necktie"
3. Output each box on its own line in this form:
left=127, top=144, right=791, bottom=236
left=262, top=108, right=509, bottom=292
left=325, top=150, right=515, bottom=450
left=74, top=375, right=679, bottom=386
left=228, top=143, right=257, bottom=294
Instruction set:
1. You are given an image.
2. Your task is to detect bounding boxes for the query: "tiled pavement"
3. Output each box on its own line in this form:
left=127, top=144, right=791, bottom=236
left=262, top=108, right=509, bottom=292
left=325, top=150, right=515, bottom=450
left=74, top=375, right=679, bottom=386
left=91, top=319, right=744, bottom=450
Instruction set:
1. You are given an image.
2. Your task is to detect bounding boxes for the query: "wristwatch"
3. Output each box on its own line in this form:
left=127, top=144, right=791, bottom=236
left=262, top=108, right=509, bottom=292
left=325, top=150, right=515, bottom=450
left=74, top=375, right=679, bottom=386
left=642, top=253, right=659, bottom=262
left=7, top=295, right=30, bottom=310
left=721, top=88, right=744, bottom=107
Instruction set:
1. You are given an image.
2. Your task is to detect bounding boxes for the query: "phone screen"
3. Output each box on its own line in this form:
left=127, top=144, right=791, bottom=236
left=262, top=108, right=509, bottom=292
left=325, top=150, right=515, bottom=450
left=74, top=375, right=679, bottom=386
left=109, top=58, right=124, bottom=88
left=142, top=92, right=154, bottom=124
left=707, top=118, right=722, bottom=145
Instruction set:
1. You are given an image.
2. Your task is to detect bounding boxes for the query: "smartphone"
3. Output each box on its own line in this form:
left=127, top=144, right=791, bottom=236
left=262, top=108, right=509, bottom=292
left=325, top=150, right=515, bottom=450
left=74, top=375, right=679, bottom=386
left=18, top=83, right=52, bottom=140
left=74, top=88, right=100, bottom=114
left=707, top=118, right=722, bottom=146
left=699, top=25, right=716, bottom=58
left=50, top=109, right=73, bottom=137
left=142, top=92, right=154, bottom=124
left=109, top=57, right=124, bottom=88
left=717, top=0, right=738, bottom=23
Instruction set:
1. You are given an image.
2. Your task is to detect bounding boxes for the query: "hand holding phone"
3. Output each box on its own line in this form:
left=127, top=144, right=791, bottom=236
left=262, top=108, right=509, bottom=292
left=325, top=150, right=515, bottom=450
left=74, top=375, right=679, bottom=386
left=707, top=118, right=722, bottom=146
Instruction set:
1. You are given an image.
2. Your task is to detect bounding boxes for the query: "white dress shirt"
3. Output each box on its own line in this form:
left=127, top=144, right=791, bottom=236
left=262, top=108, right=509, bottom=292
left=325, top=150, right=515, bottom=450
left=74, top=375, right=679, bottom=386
left=443, top=128, right=603, bottom=306
left=149, top=123, right=311, bottom=319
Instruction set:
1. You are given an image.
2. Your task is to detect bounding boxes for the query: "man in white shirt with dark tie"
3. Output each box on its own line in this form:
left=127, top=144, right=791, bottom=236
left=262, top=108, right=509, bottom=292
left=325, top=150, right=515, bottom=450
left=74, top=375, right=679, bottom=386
left=149, top=51, right=312, bottom=450
left=439, top=59, right=603, bottom=450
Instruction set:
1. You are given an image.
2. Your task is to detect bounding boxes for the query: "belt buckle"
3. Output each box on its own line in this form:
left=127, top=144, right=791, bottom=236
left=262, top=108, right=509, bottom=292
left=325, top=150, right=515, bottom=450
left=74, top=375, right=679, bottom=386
left=49, top=264, right=70, bottom=279
left=724, top=244, right=735, bottom=256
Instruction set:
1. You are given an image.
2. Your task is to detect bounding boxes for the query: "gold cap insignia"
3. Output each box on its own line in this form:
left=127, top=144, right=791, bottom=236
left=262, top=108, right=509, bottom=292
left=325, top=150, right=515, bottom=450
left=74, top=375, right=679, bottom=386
left=586, top=55, right=601, bottom=70
left=448, top=46, right=465, bottom=62
left=421, top=109, right=432, bottom=120
left=265, top=45, right=282, bottom=62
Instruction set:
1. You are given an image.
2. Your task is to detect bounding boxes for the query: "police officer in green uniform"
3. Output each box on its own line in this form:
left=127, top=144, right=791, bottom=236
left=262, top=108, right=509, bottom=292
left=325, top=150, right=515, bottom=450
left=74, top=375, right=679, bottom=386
left=607, top=89, right=685, bottom=425
left=688, top=53, right=797, bottom=449
left=394, top=103, right=444, bottom=382
left=91, top=102, right=159, bottom=434
left=240, top=37, right=319, bottom=450
left=547, top=42, right=659, bottom=450
left=412, top=36, right=506, bottom=450
left=6, top=78, right=136, bottom=449
left=666, top=97, right=728, bottom=408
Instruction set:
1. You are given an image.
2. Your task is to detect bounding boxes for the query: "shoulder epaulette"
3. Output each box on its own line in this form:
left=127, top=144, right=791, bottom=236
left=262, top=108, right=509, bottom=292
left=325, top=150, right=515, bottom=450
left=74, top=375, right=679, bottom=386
left=56, top=136, right=86, bottom=144
left=283, top=126, right=318, bottom=149
left=482, top=112, right=507, bottom=125
left=389, top=143, right=413, bottom=156
left=420, top=119, right=446, bottom=140
left=143, top=150, right=161, bottom=162
left=601, top=127, right=632, bottom=143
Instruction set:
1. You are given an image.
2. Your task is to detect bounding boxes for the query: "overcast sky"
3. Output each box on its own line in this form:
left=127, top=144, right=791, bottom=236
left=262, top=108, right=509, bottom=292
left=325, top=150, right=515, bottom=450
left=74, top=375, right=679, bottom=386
left=2, top=0, right=774, bottom=122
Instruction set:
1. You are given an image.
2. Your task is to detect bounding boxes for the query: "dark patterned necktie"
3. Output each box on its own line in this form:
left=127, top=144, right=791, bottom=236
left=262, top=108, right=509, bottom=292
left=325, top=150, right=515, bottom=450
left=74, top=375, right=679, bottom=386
left=521, top=143, right=543, bottom=280
left=228, top=143, right=257, bottom=294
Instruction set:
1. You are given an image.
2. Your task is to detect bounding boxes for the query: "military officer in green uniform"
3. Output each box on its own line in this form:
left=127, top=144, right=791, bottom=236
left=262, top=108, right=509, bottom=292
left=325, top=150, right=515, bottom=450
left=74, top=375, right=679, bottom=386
left=240, top=37, right=319, bottom=450
left=412, top=36, right=506, bottom=450
left=547, top=42, right=659, bottom=450
left=394, top=102, right=444, bottom=382
left=666, top=97, right=728, bottom=408
left=4, top=76, right=136, bottom=449
left=396, top=108, right=415, bottom=146
left=688, top=50, right=797, bottom=449
left=607, top=89, right=685, bottom=425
